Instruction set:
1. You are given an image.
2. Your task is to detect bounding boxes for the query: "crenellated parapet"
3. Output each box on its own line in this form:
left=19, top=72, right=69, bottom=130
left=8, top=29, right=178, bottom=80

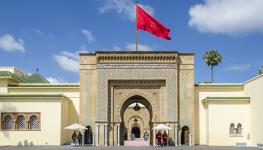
left=96, top=53, right=178, bottom=63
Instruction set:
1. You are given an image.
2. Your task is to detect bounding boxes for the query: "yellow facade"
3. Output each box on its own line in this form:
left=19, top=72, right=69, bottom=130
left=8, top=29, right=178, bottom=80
left=0, top=52, right=263, bottom=147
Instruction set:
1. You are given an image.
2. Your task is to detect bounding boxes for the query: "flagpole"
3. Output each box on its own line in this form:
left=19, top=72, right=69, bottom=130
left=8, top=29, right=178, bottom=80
left=136, top=0, right=138, bottom=51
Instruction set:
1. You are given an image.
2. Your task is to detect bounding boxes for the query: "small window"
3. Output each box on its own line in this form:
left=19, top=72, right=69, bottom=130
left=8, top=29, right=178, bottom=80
left=17, top=115, right=26, bottom=129
left=230, top=123, right=235, bottom=135
left=236, top=123, right=242, bottom=135
left=29, top=115, right=39, bottom=130
left=4, top=115, right=13, bottom=129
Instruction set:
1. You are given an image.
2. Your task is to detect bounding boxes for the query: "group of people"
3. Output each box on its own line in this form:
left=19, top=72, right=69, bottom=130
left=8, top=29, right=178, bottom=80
left=72, top=131, right=83, bottom=146
left=156, top=130, right=168, bottom=146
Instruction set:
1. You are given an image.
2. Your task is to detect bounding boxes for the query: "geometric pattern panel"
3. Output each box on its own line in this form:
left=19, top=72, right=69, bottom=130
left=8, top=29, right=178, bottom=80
left=30, top=115, right=39, bottom=129
left=17, top=115, right=26, bottom=129
left=96, top=69, right=178, bottom=121
left=1, top=112, right=40, bottom=130
left=4, top=115, right=13, bottom=129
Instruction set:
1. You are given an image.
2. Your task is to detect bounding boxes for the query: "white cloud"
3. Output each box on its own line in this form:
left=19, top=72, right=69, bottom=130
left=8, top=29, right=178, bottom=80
left=226, top=64, right=251, bottom=71
left=126, top=43, right=153, bottom=51
left=0, top=34, right=25, bottom=52
left=188, top=0, right=263, bottom=35
left=81, top=29, right=95, bottom=43
left=113, top=46, right=121, bottom=50
left=46, top=76, right=61, bottom=83
left=34, top=29, right=55, bottom=46
left=99, top=0, right=154, bottom=21
left=54, top=51, right=80, bottom=73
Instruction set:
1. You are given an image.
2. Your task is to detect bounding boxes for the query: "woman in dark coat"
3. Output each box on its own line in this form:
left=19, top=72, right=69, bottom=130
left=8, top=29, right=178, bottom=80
left=78, top=131, right=83, bottom=146
left=156, top=131, right=162, bottom=146
left=72, top=131, right=77, bottom=145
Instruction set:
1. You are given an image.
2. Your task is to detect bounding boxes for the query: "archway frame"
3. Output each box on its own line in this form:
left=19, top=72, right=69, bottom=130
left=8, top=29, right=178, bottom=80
left=114, top=90, right=160, bottom=123
left=119, top=94, right=153, bottom=145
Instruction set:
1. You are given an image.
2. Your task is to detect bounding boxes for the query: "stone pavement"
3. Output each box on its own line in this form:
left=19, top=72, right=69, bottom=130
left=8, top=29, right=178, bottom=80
left=0, top=146, right=260, bottom=150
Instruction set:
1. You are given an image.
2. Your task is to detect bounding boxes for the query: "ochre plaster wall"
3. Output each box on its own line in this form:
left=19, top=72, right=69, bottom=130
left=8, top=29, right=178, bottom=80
left=0, top=98, right=62, bottom=145
left=194, top=85, right=245, bottom=145
left=244, top=75, right=263, bottom=146
left=206, top=101, right=250, bottom=146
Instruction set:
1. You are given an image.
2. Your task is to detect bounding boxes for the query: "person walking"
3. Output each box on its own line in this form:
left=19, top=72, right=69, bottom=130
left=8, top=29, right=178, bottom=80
left=78, top=131, right=83, bottom=146
left=72, top=131, right=77, bottom=146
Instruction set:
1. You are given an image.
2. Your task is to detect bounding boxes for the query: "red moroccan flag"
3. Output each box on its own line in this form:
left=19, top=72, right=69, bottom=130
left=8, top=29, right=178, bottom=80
left=136, top=5, right=171, bottom=40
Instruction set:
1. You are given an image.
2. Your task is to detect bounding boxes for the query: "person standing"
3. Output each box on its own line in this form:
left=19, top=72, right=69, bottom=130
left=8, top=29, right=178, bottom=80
left=156, top=131, right=162, bottom=146
left=78, top=131, right=83, bottom=146
left=131, top=132, right=135, bottom=141
left=72, top=131, right=77, bottom=146
left=143, top=131, right=148, bottom=141
left=162, top=131, right=168, bottom=146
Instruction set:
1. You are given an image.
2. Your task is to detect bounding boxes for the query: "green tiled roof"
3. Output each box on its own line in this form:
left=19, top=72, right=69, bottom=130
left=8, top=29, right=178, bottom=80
left=23, top=73, right=49, bottom=83
left=0, top=71, right=28, bottom=83
left=0, top=71, right=49, bottom=83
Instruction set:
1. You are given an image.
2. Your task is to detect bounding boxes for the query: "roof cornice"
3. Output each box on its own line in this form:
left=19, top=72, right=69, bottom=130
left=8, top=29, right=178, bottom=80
left=202, top=96, right=250, bottom=103
left=9, top=83, right=79, bottom=88
left=0, top=94, right=72, bottom=102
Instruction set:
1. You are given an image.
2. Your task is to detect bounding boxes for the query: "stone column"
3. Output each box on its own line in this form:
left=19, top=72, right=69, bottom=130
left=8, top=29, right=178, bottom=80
left=189, top=133, right=192, bottom=146
left=82, top=130, right=85, bottom=146
left=178, top=130, right=181, bottom=146
left=96, top=123, right=99, bottom=146
left=174, top=124, right=178, bottom=146
left=109, top=123, right=114, bottom=145
left=166, top=123, right=169, bottom=146
left=104, top=123, right=108, bottom=146
left=93, top=134, right=95, bottom=146
left=110, top=85, right=114, bottom=122
left=127, top=128, right=130, bottom=140
left=153, top=123, right=156, bottom=146
left=116, top=123, right=120, bottom=146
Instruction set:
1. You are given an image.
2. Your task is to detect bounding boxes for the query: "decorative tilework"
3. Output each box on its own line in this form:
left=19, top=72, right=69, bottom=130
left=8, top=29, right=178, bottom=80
left=96, top=69, right=178, bottom=121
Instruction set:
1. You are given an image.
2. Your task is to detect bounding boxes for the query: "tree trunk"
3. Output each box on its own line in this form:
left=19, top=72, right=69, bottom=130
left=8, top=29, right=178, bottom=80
left=211, top=66, right=214, bottom=83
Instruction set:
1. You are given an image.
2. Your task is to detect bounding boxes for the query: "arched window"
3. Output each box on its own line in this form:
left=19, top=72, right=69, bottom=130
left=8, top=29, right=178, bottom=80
left=29, top=115, right=39, bottom=129
left=4, top=115, right=13, bottom=129
left=17, top=115, right=26, bottom=129
left=230, top=123, right=235, bottom=135
left=236, top=123, right=242, bottom=135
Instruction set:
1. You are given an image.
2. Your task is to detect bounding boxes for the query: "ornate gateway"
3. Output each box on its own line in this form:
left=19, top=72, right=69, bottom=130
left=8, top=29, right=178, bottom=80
left=79, top=51, right=195, bottom=146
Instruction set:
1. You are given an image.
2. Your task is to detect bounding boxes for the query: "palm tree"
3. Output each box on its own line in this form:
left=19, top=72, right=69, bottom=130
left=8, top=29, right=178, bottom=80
left=203, top=50, right=223, bottom=83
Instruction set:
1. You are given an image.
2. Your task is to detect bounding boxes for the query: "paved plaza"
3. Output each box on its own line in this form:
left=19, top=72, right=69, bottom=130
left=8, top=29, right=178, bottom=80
left=0, top=146, right=261, bottom=150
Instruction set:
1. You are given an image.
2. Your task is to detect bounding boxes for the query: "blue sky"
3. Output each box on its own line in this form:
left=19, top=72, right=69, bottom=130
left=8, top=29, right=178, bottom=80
left=0, top=0, right=262, bottom=83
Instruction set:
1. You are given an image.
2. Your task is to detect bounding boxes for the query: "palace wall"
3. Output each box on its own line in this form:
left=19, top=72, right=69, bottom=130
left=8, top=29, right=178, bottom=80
left=0, top=97, right=71, bottom=145
left=178, top=54, right=195, bottom=145
left=244, top=74, right=263, bottom=146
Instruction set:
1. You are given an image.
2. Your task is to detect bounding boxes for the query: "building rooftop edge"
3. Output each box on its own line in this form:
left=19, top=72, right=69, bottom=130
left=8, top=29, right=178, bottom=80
left=10, top=83, right=80, bottom=87
left=195, top=83, right=243, bottom=86
left=79, top=50, right=195, bottom=56
left=0, top=93, right=72, bottom=102
left=202, top=96, right=251, bottom=103
left=244, top=73, right=263, bottom=84
left=206, top=96, right=250, bottom=99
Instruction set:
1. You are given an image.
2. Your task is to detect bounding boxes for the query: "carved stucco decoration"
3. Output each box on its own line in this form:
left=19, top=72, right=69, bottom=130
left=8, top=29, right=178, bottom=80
left=96, top=69, right=178, bottom=121
left=114, top=89, right=159, bottom=122
left=97, top=54, right=178, bottom=63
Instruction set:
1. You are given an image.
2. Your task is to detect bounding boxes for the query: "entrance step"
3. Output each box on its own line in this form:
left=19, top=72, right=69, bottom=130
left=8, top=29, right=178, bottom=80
left=124, top=139, right=149, bottom=146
